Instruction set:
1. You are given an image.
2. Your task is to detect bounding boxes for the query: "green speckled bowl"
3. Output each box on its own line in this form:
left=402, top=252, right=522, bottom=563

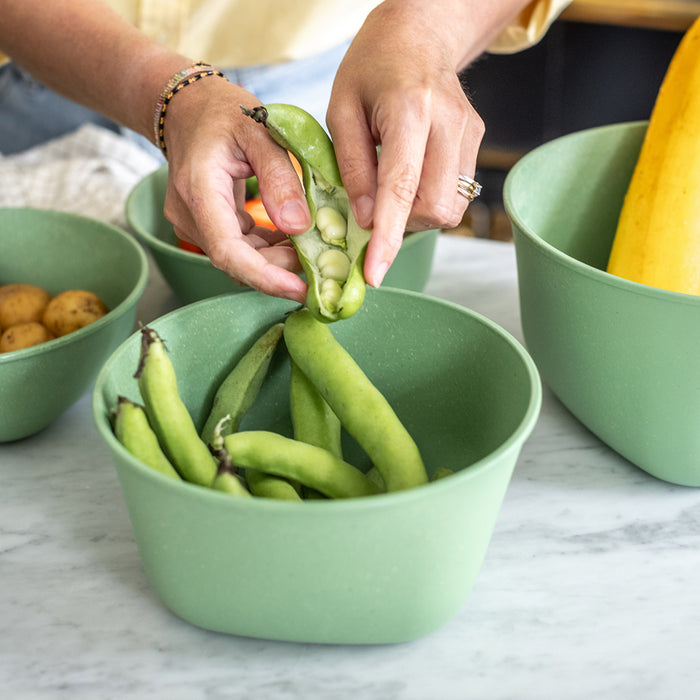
left=505, top=121, right=700, bottom=486
left=93, top=288, right=541, bottom=644
left=125, top=163, right=439, bottom=304
left=0, top=208, right=148, bottom=442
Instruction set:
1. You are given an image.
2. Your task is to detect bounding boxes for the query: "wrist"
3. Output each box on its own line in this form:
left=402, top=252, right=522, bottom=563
left=371, top=0, right=534, bottom=71
left=116, top=47, right=196, bottom=142
left=152, top=63, right=227, bottom=157
left=368, top=0, right=471, bottom=69
left=158, top=71, right=245, bottom=163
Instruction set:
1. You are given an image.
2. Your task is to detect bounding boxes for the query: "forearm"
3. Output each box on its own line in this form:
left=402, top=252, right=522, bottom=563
left=368, top=0, right=535, bottom=72
left=0, top=0, right=191, bottom=141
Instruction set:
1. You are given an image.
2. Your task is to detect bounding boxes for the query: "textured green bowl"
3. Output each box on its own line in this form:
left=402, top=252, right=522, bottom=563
left=125, top=163, right=438, bottom=304
left=92, top=288, right=541, bottom=644
left=505, top=120, right=700, bottom=487
left=0, top=208, right=148, bottom=442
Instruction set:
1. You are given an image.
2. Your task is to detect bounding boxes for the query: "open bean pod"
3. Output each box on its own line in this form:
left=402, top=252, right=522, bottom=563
left=242, top=103, right=370, bottom=323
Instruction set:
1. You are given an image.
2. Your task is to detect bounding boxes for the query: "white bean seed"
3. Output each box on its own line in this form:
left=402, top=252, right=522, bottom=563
left=317, top=248, right=351, bottom=281
left=316, top=206, right=347, bottom=244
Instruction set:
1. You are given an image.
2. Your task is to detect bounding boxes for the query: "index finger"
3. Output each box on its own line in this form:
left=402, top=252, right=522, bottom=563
left=364, top=115, right=430, bottom=288
left=193, top=184, right=307, bottom=302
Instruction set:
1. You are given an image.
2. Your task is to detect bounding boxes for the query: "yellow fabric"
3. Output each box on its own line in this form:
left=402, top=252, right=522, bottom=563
left=489, top=0, right=573, bottom=54
left=102, top=0, right=385, bottom=66
left=0, top=0, right=571, bottom=68
left=105, top=0, right=572, bottom=66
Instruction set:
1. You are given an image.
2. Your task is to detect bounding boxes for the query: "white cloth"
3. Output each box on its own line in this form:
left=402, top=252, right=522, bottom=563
left=0, top=124, right=161, bottom=228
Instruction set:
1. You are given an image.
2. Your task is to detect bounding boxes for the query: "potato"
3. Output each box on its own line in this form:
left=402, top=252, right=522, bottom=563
left=42, top=289, right=109, bottom=337
left=0, top=282, right=35, bottom=303
left=0, top=322, right=55, bottom=353
left=0, top=284, right=52, bottom=329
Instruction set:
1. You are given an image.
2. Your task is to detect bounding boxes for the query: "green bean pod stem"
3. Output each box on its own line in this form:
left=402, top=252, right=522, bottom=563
left=241, top=103, right=342, bottom=188
left=113, top=396, right=181, bottom=480
left=283, top=309, right=428, bottom=492
left=289, top=359, right=343, bottom=459
left=208, top=416, right=252, bottom=497
left=223, top=431, right=380, bottom=499
left=200, top=322, right=284, bottom=445
left=136, top=327, right=217, bottom=487
left=245, top=469, right=303, bottom=501
left=241, top=103, right=370, bottom=323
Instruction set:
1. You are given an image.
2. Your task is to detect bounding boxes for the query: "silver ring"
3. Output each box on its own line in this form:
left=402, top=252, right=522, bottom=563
left=457, top=174, right=482, bottom=201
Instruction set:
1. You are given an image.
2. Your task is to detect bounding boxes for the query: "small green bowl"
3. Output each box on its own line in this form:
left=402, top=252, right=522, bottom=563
left=0, top=208, right=148, bottom=442
left=125, top=163, right=439, bottom=304
left=505, top=120, right=700, bottom=486
left=93, top=288, right=541, bottom=644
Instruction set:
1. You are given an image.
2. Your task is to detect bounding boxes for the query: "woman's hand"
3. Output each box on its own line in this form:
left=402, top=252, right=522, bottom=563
left=326, top=1, right=487, bottom=288
left=161, top=77, right=310, bottom=303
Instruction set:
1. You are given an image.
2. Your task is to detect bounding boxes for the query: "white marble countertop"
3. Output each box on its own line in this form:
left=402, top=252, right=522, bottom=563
left=3, top=233, right=700, bottom=700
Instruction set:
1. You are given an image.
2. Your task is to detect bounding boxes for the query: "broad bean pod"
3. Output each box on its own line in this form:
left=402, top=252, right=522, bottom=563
left=209, top=420, right=252, bottom=497
left=113, top=396, right=180, bottom=480
left=245, top=469, right=303, bottom=501
left=200, top=322, right=284, bottom=445
left=136, top=327, right=217, bottom=487
left=283, top=309, right=428, bottom=492
left=289, top=358, right=343, bottom=459
left=212, top=467, right=252, bottom=498
left=223, top=430, right=380, bottom=499
left=432, top=467, right=455, bottom=481
left=242, top=103, right=370, bottom=323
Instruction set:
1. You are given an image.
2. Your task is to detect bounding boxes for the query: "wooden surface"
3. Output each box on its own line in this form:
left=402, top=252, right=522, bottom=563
left=561, top=0, right=700, bottom=32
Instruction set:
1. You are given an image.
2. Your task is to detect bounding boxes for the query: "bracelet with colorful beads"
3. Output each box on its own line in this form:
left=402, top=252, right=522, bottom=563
left=153, top=62, right=226, bottom=157
left=152, top=62, right=207, bottom=143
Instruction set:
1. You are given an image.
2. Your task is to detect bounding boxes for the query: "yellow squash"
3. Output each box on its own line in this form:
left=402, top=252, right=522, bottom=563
left=607, top=16, right=700, bottom=294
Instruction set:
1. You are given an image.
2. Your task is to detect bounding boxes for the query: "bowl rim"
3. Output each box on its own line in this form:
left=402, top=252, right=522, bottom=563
left=503, top=120, right=700, bottom=308
left=92, top=287, right=542, bottom=512
left=0, top=207, right=150, bottom=366
left=125, top=167, right=217, bottom=266
left=125, top=163, right=440, bottom=263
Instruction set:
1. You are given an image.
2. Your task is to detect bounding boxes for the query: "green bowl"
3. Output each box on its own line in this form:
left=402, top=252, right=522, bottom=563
left=0, top=208, right=148, bottom=442
left=92, top=288, right=541, bottom=644
left=504, top=120, right=700, bottom=487
left=125, top=163, right=439, bottom=304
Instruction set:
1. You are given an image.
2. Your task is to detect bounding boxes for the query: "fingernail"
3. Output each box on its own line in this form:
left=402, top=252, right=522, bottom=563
left=279, top=200, right=309, bottom=231
left=371, top=261, right=389, bottom=288
left=355, top=195, right=375, bottom=228
left=284, top=289, right=307, bottom=304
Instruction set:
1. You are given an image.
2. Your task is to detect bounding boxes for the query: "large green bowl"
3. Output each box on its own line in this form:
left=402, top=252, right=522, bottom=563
left=125, top=163, right=439, bottom=304
left=92, top=288, right=541, bottom=644
left=0, top=208, right=148, bottom=442
left=505, top=120, right=700, bottom=486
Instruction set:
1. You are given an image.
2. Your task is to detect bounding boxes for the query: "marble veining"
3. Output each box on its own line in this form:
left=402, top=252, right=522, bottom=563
left=3, top=234, right=700, bottom=699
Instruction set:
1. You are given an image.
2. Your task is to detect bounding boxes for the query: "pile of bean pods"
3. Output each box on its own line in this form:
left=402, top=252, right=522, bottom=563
left=112, top=308, right=453, bottom=501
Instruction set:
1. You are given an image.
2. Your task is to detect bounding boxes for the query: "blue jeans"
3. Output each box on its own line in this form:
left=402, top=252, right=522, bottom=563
left=0, top=40, right=349, bottom=156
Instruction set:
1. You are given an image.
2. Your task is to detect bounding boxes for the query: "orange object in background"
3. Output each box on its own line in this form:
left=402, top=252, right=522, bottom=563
left=245, top=198, right=275, bottom=229
left=245, top=154, right=302, bottom=230
left=177, top=239, right=205, bottom=255
left=176, top=200, right=275, bottom=255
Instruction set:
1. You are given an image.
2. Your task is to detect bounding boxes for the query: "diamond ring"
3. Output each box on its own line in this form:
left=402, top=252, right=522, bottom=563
left=458, top=175, right=482, bottom=201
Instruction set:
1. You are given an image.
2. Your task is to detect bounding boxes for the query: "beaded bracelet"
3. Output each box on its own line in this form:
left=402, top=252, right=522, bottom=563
left=153, top=62, right=227, bottom=157
left=152, top=61, right=207, bottom=145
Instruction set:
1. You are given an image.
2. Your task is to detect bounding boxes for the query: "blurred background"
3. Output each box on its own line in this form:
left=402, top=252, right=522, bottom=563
left=454, top=0, right=700, bottom=240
